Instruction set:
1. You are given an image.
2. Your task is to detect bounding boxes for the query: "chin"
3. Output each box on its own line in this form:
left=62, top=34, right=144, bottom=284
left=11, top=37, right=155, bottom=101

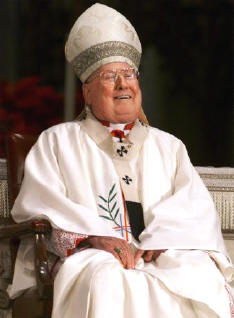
left=113, top=112, right=138, bottom=123
left=113, top=104, right=140, bottom=122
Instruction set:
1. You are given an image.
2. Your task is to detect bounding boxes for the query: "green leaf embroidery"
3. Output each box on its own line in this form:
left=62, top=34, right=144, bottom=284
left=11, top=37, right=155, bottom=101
left=114, top=208, right=119, bottom=220
left=111, top=201, right=117, bottom=212
left=98, top=195, right=107, bottom=203
left=100, top=215, right=112, bottom=221
left=109, top=193, right=117, bottom=202
left=98, top=204, right=109, bottom=212
left=109, top=184, right=116, bottom=197
left=98, top=184, right=120, bottom=227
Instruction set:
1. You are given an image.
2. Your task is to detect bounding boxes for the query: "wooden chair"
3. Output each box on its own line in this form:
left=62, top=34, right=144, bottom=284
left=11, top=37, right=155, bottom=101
left=0, top=133, right=233, bottom=318
left=0, top=133, right=53, bottom=318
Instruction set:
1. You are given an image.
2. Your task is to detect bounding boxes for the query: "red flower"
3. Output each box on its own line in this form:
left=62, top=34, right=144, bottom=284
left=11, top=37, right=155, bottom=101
left=0, top=76, right=68, bottom=157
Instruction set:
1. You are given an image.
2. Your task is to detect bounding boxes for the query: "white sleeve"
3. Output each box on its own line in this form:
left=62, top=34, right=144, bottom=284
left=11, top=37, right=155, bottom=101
left=139, top=141, right=226, bottom=254
left=11, top=129, right=121, bottom=238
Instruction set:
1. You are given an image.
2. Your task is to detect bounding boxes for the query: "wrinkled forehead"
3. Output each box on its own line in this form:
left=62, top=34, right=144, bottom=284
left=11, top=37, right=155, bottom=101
left=98, top=62, right=132, bottom=71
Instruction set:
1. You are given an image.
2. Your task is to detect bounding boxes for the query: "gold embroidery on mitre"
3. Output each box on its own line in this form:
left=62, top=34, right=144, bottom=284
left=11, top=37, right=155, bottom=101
left=71, top=41, right=141, bottom=79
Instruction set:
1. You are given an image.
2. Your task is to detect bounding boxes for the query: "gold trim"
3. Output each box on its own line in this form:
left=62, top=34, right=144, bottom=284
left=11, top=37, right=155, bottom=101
left=207, top=186, right=234, bottom=192
left=223, top=232, right=234, bottom=239
left=199, top=173, right=234, bottom=180
left=71, top=41, right=141, bottom=79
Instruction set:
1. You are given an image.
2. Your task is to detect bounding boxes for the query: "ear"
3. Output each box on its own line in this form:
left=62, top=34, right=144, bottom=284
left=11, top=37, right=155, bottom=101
left=82, top=83, right=92, bottom=105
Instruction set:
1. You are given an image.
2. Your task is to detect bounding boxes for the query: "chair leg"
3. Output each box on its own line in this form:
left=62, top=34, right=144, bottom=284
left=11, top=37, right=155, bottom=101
left=12, top=288, right=52, bottom=318
left=41, top=298, right=52, bottom=318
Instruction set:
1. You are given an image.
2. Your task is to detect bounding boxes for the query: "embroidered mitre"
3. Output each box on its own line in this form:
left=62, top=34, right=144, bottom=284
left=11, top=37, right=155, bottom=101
left=65, top=3, right=142, bottom=83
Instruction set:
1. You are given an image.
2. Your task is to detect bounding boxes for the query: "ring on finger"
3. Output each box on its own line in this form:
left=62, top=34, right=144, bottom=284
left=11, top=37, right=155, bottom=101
left=114, top=247, right=123, bottom=255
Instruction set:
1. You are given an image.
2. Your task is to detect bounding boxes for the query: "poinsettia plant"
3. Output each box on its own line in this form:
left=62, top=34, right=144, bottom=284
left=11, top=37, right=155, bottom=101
left=0, top=76, right=84, bottom=158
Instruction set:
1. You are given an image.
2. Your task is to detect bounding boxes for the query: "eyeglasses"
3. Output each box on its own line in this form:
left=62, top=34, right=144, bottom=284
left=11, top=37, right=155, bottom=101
left=86, top=68, right=139, bottom=84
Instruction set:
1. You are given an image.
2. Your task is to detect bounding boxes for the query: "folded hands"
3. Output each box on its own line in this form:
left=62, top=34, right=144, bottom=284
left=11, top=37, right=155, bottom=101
left=85, top=236, right=166, bottom=269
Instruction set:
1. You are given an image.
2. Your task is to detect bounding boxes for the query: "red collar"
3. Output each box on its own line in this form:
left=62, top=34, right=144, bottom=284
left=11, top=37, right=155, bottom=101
left=98, top=119, right=134, bottom=131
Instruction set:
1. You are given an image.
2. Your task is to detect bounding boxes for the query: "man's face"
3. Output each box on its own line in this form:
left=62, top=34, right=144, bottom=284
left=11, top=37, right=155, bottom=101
left=82, top=62, right=142, bottom=123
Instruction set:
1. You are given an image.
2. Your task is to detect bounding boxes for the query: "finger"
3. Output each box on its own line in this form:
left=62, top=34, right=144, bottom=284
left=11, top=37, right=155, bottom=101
left=119, top=251, right=129, bottom=269
left=129, top=246, right=135, bottom=269
left=124, top=245, right=135, bottom=269
left=143, top=250, right=154, bottom=262
left=152, top=249, right=167, bottom=261
left=134, top=249, right=144, bottom=266
left=111, top=249, right=125, bottom=266
left=114, top=241, right=130, bottom=269
left=111, top=242, right=128, bottom=267
left=113, top=240, right=134, bottom=270
left=87, top=237, right=134, bottom=269
left=118, top=242, right=134, bottom=269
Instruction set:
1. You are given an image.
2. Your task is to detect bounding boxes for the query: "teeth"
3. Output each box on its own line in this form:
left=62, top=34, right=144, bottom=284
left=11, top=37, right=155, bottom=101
left=115, top=95, right=131, bottom=99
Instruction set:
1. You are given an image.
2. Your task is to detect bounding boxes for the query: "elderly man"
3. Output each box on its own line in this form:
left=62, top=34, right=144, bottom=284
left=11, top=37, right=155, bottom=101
left=9, top=3, right=234, bottom=318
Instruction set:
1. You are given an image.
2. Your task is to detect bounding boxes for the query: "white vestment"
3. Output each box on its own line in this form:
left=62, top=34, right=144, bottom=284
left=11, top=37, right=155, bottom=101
left=9, top=111, right=234, bottom=317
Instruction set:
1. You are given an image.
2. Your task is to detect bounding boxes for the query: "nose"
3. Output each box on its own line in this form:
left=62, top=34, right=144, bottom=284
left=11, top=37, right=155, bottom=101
left=115, top=74, right=128, bottom=90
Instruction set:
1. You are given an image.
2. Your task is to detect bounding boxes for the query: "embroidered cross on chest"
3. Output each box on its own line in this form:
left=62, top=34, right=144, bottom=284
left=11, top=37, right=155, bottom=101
left=122, top=175, right=132, bottom=185
left=117, top=146, right=128, bottom=157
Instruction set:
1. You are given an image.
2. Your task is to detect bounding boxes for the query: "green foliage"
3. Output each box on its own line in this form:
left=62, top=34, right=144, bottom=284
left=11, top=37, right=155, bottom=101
left=98, top=184, right=121, bottom=226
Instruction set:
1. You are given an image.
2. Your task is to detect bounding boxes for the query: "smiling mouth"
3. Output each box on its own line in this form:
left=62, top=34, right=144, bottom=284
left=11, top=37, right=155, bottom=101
left=114, top=95, right=131, bottom=100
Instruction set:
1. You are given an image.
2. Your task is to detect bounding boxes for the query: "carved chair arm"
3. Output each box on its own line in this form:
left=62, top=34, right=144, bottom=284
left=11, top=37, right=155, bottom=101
left=0, top=219, right=53, bottom=300
left=0, top=219, right=51, bottom=240
left=34, top=232, right=53, bottom=299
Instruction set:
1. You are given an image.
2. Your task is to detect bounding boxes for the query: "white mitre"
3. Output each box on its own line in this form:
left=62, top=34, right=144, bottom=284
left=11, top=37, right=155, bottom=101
left=65, top=3, right=142, bottom=83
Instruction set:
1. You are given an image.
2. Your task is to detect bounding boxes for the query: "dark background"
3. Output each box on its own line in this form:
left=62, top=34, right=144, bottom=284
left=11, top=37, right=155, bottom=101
left=0, top=0, right=233, bottom=166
